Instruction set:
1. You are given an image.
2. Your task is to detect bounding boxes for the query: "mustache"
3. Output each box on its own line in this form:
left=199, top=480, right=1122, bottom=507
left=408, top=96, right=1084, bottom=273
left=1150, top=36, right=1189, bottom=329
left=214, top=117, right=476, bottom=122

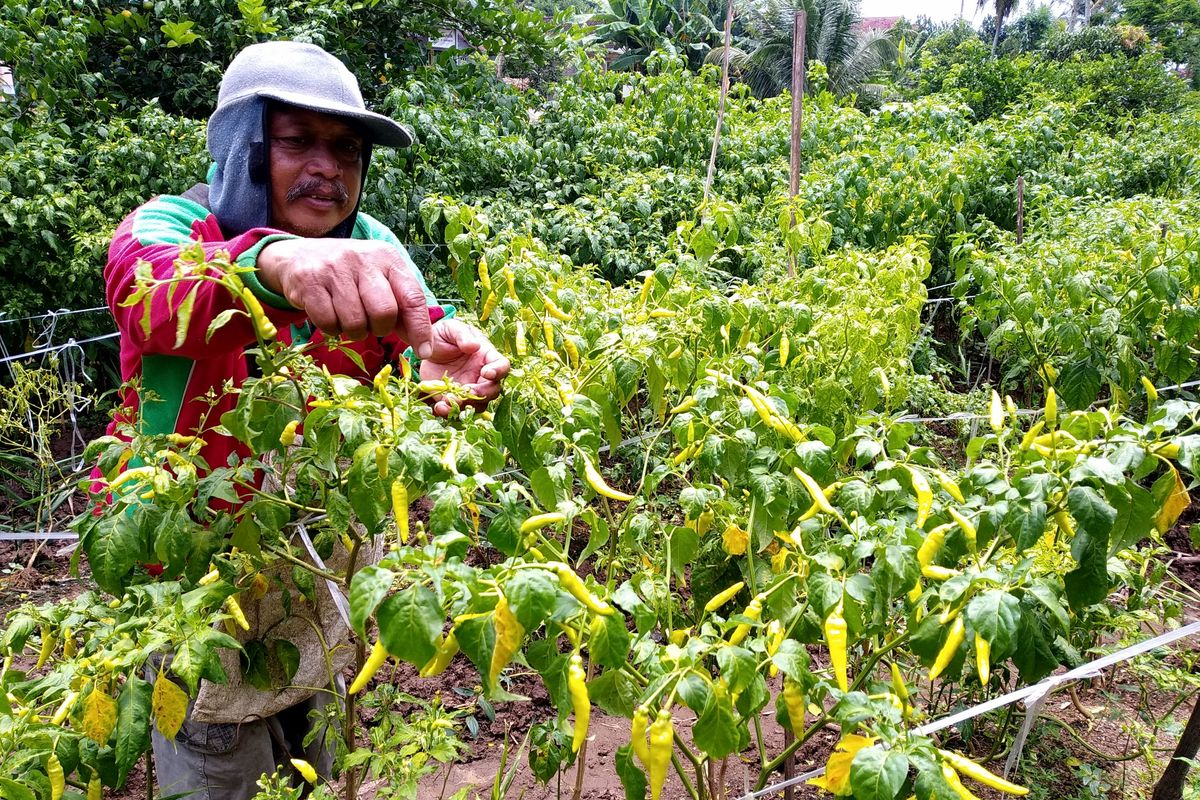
left=286, top=177, right=350, bottom=204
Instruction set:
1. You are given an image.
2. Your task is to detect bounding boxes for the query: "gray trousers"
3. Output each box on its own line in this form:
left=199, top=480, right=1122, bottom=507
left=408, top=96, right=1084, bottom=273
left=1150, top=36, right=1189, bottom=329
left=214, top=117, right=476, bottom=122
left=147, top=664, right=341, bottom=800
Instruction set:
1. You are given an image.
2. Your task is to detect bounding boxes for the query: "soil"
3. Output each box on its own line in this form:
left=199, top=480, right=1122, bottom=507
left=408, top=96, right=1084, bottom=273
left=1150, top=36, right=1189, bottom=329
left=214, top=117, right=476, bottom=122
left=0, top=432, right=1197, bottom=800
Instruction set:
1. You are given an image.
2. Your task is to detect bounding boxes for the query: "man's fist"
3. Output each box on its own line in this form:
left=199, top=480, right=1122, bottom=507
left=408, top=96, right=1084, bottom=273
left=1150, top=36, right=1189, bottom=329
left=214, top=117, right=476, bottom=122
left=257, top=238, right=434, bottom=358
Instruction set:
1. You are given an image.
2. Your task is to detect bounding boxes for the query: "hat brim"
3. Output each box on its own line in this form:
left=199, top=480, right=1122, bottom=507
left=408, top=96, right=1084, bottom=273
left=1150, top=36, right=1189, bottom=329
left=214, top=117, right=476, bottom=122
left=258, top=89, right=414, bottom=148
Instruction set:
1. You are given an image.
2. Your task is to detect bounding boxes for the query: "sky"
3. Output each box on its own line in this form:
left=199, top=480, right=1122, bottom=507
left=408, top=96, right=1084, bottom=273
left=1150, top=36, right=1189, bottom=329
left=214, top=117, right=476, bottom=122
left=858, top=0, right=1066, bottom=26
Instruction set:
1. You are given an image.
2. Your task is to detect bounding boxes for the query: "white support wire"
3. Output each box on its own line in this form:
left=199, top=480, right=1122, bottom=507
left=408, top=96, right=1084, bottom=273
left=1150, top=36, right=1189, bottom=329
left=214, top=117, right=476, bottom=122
left=0, top=306, right=109, bottom=326
left=0, top=332, right=119, bottom=366
left=736, top=619, right=1200, bottom=800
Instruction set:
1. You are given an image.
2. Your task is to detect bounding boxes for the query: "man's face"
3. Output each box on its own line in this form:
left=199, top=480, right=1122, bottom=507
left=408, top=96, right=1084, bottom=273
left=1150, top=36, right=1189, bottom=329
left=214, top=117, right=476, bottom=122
left=267, top=105, right=364, bottom=237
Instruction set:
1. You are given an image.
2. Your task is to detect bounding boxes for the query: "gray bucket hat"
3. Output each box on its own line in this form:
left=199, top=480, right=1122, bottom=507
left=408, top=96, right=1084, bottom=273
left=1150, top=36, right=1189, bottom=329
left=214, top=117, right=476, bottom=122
left=211, top=41, right=413, bottom=148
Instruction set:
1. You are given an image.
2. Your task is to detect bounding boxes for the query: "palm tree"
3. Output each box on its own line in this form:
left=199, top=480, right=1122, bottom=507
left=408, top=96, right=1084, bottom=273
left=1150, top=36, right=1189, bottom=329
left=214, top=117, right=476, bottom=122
left=980, top=0, right=1018, bottom=55
left=708, top=0, right=898, bottom=98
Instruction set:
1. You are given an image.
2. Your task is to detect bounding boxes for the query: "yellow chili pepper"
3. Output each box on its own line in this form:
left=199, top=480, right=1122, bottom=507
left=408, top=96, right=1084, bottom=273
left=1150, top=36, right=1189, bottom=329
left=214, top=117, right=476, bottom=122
left=554, top=563, right=614, bottom=615
left=647, top=709, right=674, bottom=800
left=478, top=255, right=492, bottom=292
left=35, top=627, right=55, bottom=671
left=1044, top=387, right=1058, bottom=429
left=779, top=332, right=790, bottom=367
left=375, top=444, right=389, bottom=480
left=975, top=633, right=991, bottom=686
left=937, top=470, right=965, bottom=503
left=917, top=523, right=952, bottom=576
left=727, top=594, right=763, bottom=646
left=703, top=581, right=745, bottom=614
left=479, top=291, right=498, bottom=322
left=889, top=662, right=910, bottom=705
left=824, top=604, right=849, bottom=692
left=520, top=512, right=566, bottom=534
left=225, top=595, right=250, bottom=632
left=929, top=615, right=965, bottom=681
left=631, top=705, right=651, bottom=767
left=51, top=690, right=78, bottom=725
left=239, top=287, right=277, bottom=340
left=669, top=396, right=698, bottom=415
left=543, top=317, right=555, bottom=350
left=349, top=639, right=389, bottom=695
left=948, top=507, right=977, bottom=553
left=941, top=763, right=980, bottom=800
left=503, top=266, right=517, bottom=300
left=48, top=754, right=65, bottom=800
left=907, top=465, right=933, bottom=528
left=515, top=320, right=527, bottom=357
left=279, top=419, right=299, bottom=447
left=1142, top=375, right=1158, bottom=404
left=440, top=437, right=460, bottom=475
left=989, top=390, right=1004, bottom=433
left=563, top=336, right=580, bottom=369
left=782, top=676, right=805, bottom=734
left=581, top=453, right=636, bottom=502
left=541, top=292, right=571, bottom=321
left=637, top=272, right=654, bottom=307
left=420, top=632, right=459, bottom=678
left=793, top=467, right=840, bottom=519
left=391, top=480, right=410, bottom=544
left=938, top=749, right=1029, bottom=795
left=291, top=758, right=318, bottom=784
left=88, top=773, right=101, bottom=800
left=568, top=653, right=590, bottom=753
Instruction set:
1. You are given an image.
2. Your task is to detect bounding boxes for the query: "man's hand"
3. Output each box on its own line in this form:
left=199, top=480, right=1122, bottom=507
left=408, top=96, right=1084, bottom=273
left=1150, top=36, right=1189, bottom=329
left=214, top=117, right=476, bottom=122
left=257, top=238, right=434, bottom=358
left=420, top=319, right=511, bottom=417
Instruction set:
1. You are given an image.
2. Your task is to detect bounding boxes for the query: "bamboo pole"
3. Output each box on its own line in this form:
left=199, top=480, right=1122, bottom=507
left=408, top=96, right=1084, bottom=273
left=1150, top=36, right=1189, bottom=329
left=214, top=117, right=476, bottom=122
left=703, top=0, right=736, bottom=204
left=787, top=10, right=807, bottom=276
left=1016, top=175, right=1024, bottom=244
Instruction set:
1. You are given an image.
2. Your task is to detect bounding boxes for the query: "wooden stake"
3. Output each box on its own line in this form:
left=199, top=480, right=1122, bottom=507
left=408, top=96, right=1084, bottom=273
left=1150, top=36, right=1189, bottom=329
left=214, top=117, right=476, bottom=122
left=788, top=10, right=807, bottom=276
left=783, top=728, right=796, bottom=800
left=703, top=0, right=736, bottom=204
left=1015, top=175, right=1024, bottom=245
left=1152, top=697, right=1200, bottom=800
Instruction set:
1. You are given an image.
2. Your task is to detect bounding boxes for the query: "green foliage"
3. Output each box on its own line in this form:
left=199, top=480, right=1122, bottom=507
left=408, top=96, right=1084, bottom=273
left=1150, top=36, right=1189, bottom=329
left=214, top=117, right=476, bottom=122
left=958, top=194, right=1200, bottom=404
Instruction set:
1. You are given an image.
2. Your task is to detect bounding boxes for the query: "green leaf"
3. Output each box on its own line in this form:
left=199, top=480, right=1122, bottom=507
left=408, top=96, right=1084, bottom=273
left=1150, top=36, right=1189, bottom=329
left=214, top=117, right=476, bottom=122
left=1063, top=486, right=1116, bottom=610
left=615, top=744, right=648, bottom=800
left=114, top=676, right=152, bottom=783
left=349, top=565, right=395, bottom=639
left=850, top=746, right=908, bottom=800
left=1057, top=361, right=1102, bottom=409
left=86, top=517, right=142, bottom=595
left=586, top=669, right=638, bottom=718
left=346, top=442, right=388, bottom=532
left=965, top=590, right=1021, bottom=658
left=589, top=613, right=632, bottom=669
left=377, top=585, right=443, bottom=668
left=692, top=689, right=740, bottom=758
left=1006, top=500, right=1047, bottom=551
left=505, top=569, right=559, bottom=631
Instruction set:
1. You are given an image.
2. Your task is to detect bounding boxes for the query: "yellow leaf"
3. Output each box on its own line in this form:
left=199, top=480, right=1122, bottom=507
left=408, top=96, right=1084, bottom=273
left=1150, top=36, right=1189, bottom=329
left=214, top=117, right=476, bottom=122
left=1155, top=464, right=1190, bottom=534
left=152, top=670, right=189, bottom=740
left=808, top=734, right=878, bottom=796
left=722, top=524, right=749, bottom=556
left=81, top=690, right=118, bottom=744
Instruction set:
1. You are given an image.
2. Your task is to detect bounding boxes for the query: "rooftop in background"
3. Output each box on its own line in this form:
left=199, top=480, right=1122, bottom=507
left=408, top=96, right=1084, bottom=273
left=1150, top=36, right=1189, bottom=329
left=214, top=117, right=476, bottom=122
left=854, top=16, right=902, bottom=35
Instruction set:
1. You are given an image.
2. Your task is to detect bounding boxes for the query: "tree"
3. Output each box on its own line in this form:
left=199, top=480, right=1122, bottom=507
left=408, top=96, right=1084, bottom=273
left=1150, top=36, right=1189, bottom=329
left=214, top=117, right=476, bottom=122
left=1119, top=0, right=1200, bottom=84
left=714, top=0, right=898, bottom=97
left=979, top=0, right=1019, bottom=55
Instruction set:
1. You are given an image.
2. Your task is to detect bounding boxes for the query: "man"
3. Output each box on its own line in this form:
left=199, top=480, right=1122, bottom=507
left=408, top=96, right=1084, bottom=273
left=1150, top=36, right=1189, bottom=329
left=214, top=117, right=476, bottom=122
left=104, top=41, right=509, bottom=797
